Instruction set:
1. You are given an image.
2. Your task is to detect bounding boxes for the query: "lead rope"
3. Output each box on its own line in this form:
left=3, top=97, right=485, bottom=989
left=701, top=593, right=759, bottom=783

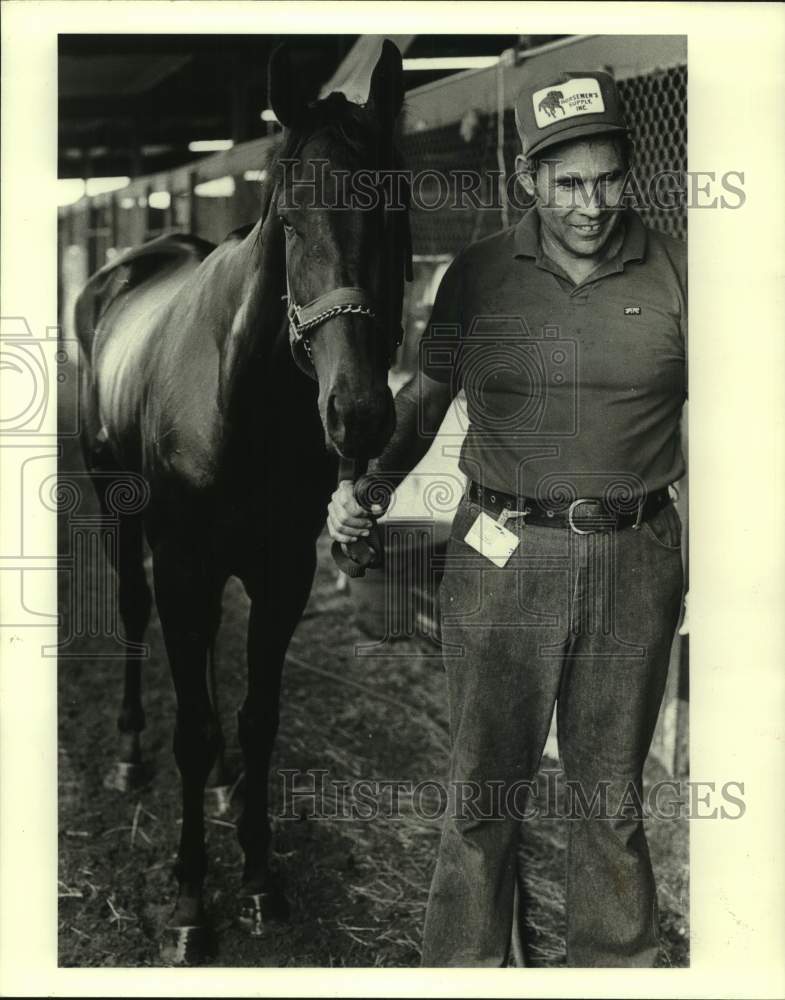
left=330, top=456, right=390, bottom=578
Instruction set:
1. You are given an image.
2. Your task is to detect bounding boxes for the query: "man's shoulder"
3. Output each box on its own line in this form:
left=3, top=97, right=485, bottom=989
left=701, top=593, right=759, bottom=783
left=454, top=225, right=518, bottom=270
left=642, top=223, right=686, bottom=270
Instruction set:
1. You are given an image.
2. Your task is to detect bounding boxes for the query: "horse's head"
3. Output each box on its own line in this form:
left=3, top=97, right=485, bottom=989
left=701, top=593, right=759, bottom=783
left=267, top=40, right=408, bottom=460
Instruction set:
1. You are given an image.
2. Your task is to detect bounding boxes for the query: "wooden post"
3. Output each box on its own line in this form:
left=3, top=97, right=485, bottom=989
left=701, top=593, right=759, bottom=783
left=129, top=114, right=143, bottom=180
left=188, top=171, right=198, bottom=235
left=144, top=183, right=152, bottom=241
left=674, top=639, right=689, bottom=778
left=110, top=192, right=119, bottom=251
left=164, top=182, right=174, bottom=231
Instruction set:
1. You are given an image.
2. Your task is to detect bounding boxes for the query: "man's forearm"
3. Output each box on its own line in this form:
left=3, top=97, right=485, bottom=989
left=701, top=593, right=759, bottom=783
left=368, top=375, right=453, bottom=486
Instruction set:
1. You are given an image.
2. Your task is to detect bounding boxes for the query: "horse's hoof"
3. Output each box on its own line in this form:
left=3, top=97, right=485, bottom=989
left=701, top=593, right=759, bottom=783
left=160, top=923, right=211, bottom=966
left=237, top=888, right=290, bottom=937
left=205, top=784, right=233, bottom=818
left=103, top=760, right=147, bottom=793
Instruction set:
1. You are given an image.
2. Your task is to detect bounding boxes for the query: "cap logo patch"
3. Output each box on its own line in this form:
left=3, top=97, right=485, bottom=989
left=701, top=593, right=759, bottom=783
left=533, top=77, right=605, bottom=129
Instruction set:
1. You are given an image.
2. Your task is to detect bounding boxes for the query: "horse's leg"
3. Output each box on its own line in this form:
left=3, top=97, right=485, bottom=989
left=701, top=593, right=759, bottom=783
left=83, top=434, right=153, bottom=791
left=153, top=539, right=223, bottom=964
left=205, top=594, right=235, bottom=817
left=236, top=543, right=316, bottom=935
left=104, top=508, right=153, bottom=790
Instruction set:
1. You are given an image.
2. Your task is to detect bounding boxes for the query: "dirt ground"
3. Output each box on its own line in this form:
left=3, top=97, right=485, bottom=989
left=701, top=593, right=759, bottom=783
left=58, top=434, right=689, bottom=968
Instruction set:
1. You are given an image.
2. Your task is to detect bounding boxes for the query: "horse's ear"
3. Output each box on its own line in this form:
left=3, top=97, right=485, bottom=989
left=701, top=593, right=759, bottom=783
left=267, top=43, right=314, bottom=128
left=366, top=39, right=404, bottom=123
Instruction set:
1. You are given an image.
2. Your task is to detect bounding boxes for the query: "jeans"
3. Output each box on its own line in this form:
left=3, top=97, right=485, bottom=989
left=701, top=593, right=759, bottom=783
left=421, top=494, right=684, bottom=967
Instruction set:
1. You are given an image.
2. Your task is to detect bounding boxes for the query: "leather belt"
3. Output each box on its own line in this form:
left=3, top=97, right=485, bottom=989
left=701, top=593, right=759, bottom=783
left=466, top=480, right=672, bottom=533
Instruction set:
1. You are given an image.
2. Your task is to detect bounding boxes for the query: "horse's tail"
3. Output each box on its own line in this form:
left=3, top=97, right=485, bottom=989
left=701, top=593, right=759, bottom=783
left=73, top=275, right=100, bottom=362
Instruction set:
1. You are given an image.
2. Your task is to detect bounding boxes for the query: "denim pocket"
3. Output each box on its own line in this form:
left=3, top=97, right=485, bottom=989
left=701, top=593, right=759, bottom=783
left=641, top=502, right=682, bottom=550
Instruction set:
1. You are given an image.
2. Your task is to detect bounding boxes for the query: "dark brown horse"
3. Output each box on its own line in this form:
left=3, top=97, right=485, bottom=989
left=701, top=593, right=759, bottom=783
left=73, top=41, right=408, bottom=963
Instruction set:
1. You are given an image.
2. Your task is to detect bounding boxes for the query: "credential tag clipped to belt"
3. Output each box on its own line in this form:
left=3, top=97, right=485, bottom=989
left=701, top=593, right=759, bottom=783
left=464, top=512, right=520, bottom=567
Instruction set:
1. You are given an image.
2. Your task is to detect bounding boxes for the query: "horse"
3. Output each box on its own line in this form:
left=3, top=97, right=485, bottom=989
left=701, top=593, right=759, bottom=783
left=73, top=40, right=409, bottom=963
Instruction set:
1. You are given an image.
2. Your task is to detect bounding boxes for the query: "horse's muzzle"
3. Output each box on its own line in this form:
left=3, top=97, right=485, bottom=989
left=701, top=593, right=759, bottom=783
left=324, top=385, right=395, bottom=459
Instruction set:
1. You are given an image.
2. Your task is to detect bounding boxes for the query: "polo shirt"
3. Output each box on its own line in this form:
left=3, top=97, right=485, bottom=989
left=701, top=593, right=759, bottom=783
left=420, top=208, right=687, bottom=501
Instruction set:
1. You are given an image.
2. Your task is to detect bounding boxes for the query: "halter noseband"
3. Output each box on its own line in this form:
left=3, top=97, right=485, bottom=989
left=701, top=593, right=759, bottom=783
left=285, top=269, right=377, bottom=372
left=283, top=239, right=408, bottom=378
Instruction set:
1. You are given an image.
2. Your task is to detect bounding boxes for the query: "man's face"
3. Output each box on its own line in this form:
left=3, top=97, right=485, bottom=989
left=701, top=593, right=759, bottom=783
left=516, top=137, right=626, bottom=260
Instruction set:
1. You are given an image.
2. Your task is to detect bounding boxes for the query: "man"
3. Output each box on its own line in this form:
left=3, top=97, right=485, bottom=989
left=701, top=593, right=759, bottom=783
left=328, top=70, right=687, bottom=967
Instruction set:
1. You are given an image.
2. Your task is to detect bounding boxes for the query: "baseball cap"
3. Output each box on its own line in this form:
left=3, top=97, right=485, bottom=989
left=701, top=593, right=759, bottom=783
left=514, top=70, right=629, bottom=159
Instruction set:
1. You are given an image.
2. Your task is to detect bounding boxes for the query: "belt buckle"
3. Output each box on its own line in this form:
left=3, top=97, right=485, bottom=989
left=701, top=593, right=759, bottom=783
left=567, top=498, right=597, bottom=535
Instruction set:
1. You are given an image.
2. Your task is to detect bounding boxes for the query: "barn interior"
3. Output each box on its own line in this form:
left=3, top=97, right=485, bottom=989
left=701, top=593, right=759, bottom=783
left=55, top=33, right=690, bottom=968
left=59, top=34, right=540, bottom=186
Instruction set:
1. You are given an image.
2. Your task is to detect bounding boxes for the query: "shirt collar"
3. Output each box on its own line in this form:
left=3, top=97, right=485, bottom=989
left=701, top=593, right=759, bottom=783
left=512, top=207, right=648, bottom=267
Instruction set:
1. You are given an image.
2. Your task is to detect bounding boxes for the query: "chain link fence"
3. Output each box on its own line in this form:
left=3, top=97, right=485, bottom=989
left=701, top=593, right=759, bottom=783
left=617, top=65, right=687, bottom=240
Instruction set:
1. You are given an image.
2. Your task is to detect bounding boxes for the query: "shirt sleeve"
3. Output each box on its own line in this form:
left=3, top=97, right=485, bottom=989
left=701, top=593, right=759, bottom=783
left=418, top=252, right=465, bottom=386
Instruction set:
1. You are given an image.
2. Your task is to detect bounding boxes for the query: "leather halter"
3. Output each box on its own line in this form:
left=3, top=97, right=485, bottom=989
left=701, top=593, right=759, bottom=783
left=280, top=181, right=411, bottom=379
left=284, top=263, right=376, bottom=375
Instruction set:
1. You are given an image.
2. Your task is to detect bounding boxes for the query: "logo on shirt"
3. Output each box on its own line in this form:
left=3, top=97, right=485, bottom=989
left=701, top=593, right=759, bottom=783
left=624, top=306, right=642, bottom=316
left=532, top=78, right=605, bottom=128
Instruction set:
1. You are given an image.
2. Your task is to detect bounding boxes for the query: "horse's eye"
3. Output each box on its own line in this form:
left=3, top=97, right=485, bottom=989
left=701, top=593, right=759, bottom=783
left=276, top=206, right=296, bottom=234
